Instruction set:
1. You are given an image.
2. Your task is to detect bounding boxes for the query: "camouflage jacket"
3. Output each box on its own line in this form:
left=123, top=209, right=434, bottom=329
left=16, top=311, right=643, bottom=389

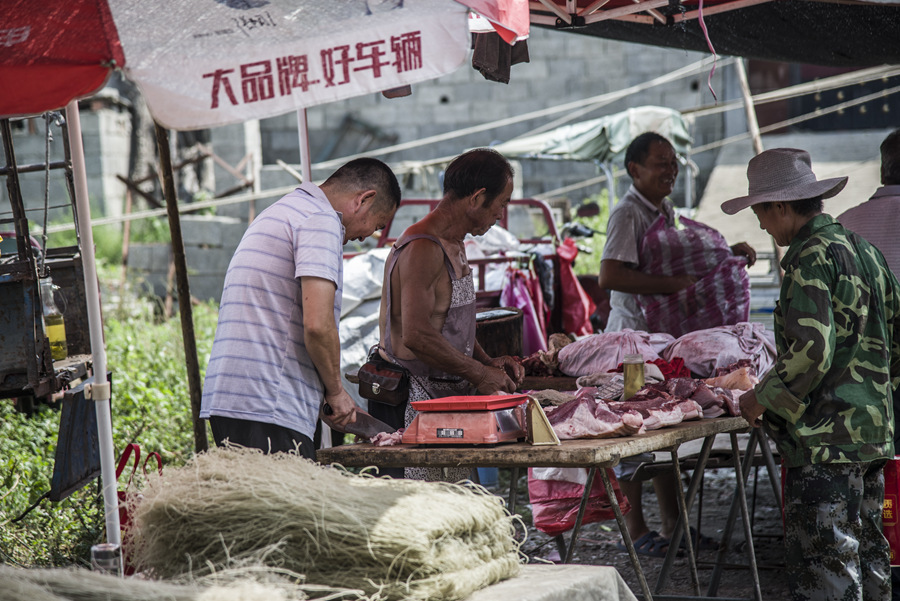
left=756, top=214, right=900, bottom=467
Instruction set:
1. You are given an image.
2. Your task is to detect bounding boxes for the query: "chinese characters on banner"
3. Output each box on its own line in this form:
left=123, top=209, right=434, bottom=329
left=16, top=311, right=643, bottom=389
left=203, top=31, right=423, bottom=110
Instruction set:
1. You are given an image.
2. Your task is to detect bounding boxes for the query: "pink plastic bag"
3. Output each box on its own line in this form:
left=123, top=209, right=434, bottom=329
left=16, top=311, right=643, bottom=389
left=500, top=267, right=547, bottom=355
left=528, top=467, right=630, bottom=537
left=637, top=216, right=750, bottom=338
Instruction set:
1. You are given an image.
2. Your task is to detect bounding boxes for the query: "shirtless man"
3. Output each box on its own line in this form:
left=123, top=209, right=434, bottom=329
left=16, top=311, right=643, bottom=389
left=375, top=148, right=525, bottom=479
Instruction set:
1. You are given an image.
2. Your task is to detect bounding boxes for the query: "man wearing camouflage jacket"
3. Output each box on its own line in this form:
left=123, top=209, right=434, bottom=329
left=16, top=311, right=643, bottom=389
left=722, top=148, right=900, bottom=601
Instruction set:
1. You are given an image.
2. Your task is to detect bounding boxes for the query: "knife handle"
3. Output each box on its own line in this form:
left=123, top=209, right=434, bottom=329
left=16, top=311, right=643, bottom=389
left=323, top=402, right=334, bottom=416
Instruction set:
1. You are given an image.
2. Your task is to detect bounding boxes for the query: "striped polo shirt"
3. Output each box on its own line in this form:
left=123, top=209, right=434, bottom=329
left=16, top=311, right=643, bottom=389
left=837, top=185, right=900, bottom=280
left=200, top=182, right=344, bottom=438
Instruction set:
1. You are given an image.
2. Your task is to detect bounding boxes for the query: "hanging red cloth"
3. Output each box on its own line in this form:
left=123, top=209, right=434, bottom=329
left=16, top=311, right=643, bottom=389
left=556, top=238, right=595, bottom=336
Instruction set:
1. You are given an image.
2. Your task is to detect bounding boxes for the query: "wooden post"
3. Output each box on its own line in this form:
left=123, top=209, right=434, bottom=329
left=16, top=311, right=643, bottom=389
left=735, top=59, right=764, bottom=156
left=119, top=189, right=133, bottom=296
left=153, top=122, right=208, bottom=454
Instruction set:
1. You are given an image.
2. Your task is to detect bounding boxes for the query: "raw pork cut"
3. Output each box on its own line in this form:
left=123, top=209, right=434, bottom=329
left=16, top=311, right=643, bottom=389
left=712, top=387, right=741, bottom=417
left=702, top=366, right=758, bottom=391
left=371, top=429, right=405, bottom=447
left=649, top=378, right=728, bottom=417
left=609, top=388, right=702, bottom=430
left=546, top=396, right=643, bottom=440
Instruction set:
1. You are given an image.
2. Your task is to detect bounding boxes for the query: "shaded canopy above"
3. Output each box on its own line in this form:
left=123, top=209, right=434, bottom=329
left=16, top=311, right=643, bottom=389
left=530, top=0, right=900, bottom=67
left=493, top=105, right=691, bottom=163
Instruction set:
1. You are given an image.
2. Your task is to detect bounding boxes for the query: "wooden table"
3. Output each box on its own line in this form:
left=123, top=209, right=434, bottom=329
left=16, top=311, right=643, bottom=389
left=318, top=417, right=763, bottom=601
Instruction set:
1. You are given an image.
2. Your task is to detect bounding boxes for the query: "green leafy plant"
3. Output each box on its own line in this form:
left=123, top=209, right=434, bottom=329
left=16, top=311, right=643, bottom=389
left=0, top=300, right=218, bottom=567
left=569, top=190, right=610, bottom=277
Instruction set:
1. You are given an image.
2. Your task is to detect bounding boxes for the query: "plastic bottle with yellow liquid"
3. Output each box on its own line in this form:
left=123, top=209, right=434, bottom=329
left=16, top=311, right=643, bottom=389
left=39, top=275, right=68, bottom=361
left=622, top=353, right=645, bottom=400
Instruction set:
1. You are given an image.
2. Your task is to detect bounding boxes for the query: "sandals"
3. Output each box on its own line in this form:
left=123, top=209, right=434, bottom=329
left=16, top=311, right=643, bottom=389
left=617, top=530, right=671, bottom=558
left=680, top=526, right=720, bottom=551
left=617, top=527, right=717, bottom=558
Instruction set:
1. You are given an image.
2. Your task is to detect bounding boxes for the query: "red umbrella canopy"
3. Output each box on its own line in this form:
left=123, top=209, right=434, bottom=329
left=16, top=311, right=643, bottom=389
left=0, top=0, right=124, bottom=118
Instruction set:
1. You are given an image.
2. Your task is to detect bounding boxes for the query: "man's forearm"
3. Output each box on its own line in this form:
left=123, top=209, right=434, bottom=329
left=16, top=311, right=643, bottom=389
left=599, top=260, right=695, bottom=294
left=406, top=329, right=485, bottom=382
left=473, top=340, right=492, bottom=364
left=304, top=324, right=344, bottom=396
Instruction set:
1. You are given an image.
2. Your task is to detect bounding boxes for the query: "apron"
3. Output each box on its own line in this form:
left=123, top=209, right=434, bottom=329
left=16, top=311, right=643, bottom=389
left=383, top=234, right=477, bottom=482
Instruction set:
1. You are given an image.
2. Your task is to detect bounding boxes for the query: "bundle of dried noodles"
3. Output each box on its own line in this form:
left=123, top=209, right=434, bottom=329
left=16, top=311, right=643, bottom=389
left=0, top=564, right=357, bottom=601
left=128, top=446, right=521, bottom=601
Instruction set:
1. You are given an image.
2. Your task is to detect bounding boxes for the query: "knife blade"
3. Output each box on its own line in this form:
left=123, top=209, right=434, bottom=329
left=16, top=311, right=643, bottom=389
left=322, top=402, right=396, bottom=441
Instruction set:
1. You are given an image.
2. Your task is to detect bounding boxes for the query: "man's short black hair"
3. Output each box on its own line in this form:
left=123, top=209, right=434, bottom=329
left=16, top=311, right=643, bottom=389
left=443, top=148, right=514, bottom=204
left=624, top=132, right=673, bottom=177
left=324, top=157, right=401, bottom=213
left=881, top=128, right=900, bottom=185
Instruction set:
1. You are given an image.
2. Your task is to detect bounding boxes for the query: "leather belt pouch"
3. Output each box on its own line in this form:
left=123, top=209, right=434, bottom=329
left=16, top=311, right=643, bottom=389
left=357, top=347, right=409, bottom=406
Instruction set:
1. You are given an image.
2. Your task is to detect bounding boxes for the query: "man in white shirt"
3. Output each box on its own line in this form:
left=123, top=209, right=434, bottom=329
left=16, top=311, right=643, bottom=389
left=599, top=132, right=755, bottom=556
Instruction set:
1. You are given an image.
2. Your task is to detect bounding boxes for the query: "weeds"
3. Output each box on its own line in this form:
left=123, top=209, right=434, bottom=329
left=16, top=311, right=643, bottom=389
left=0, top=299, right=217, bottom=567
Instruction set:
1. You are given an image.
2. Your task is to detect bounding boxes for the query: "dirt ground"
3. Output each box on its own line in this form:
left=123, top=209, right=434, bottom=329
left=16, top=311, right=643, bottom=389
left=501, top=463, right=790, bottom=600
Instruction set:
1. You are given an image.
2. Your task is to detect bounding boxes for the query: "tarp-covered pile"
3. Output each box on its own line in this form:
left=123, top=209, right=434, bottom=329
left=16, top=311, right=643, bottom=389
left=127, top=447, right=521, bottom=601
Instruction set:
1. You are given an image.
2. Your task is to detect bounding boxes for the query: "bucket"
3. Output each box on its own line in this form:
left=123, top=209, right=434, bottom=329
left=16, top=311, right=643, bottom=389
left=477, top=467, right=499, bottom=488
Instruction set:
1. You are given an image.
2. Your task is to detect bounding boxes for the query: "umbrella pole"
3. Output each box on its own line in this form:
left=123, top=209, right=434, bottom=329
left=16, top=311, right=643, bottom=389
left=65, top=100, right=120, bottom=545
left=296, top=109, right=312, bottom=182
left=294, top=108, right=332, bottom=448
left=153, top=123, right=209, bottom=454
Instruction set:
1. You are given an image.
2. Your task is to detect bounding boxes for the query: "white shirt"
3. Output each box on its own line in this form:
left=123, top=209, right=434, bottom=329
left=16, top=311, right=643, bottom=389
left=200, top=182, right=344, bottom=438
left=601, top=184, right=676, bottom=332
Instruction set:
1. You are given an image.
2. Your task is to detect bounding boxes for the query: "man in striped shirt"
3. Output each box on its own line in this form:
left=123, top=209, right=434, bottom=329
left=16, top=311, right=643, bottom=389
left=838, top=129, right=900, bottom=279
left=200, top=158, right=401, bottom=459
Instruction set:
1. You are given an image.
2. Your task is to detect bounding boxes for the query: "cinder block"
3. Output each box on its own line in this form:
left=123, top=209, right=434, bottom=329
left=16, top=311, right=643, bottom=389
left=180, top=215, right=242, bottom=247
left=184, top=245, right=234, bottom=275
left=127, top=243, right=171, bottom=272
left=186, top=274, right=225, bottom=303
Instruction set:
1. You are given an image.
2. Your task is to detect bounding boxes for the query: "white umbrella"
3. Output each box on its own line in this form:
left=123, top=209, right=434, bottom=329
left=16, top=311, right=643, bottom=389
left=1, top=0, right=523, bottom=549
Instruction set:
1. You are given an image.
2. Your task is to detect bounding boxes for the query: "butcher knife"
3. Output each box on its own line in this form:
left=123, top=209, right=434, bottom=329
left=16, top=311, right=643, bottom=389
left=322, top=402, right=396, bottom=440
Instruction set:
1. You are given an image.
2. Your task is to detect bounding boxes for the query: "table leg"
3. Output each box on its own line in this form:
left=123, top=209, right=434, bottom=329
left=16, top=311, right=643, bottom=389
left=564, top=467, right=596, bottom=564
left=706, top=431, right=763, bottom=601
left=507, top=467, right=520, bottom=514
left=599, top=468, right=655, bottom=601
left=730, top=431, right=763, bottom=601
left=757, top=428, right=783, bottom=506
left=707, top=429, right=759, bottom=597
left=657, top=435, right=716, bottom=592
left=669, top=447, right=702, bottom=596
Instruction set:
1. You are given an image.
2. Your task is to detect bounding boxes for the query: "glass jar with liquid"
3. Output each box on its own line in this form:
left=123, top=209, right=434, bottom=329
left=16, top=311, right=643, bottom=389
left=90, top=543, right=123, bottom=577
left=39, top=275, right=68, bottom=361
left=622, top=353, right=645, bottom=400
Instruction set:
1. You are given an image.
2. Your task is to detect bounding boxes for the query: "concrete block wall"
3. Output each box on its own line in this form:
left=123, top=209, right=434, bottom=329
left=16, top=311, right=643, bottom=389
left=78, top=107, right=132, bottom=219
left=256, top=28, right=728, bottom=207
left=1, top=101, right=131, bottom=227
left=127, top=215, right=244, bottom=303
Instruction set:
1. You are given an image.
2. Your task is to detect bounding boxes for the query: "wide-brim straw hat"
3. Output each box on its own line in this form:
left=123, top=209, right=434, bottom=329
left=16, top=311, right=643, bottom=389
left=720, top=148, right=848, bottom=215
